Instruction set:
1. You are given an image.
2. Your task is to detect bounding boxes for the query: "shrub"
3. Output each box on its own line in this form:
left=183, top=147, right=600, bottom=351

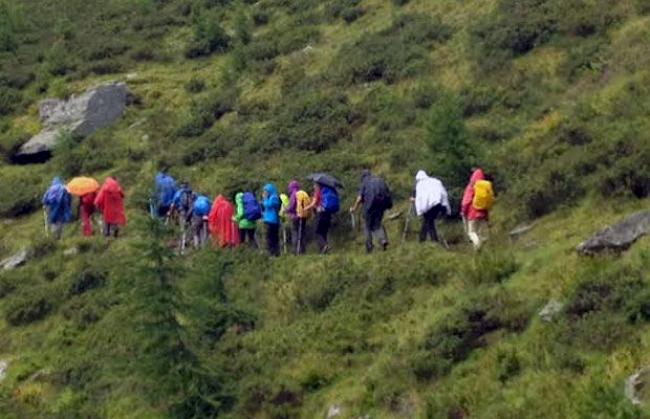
left=69, top=268, right=107, bottom=296
left=185, top=77, right=206, bottom=94
left=5, top=287, right=54, bottom=326
left=0, top=85, right=21, bottom=116
left=425, top=89, right=477, bottom=193
left=185, top=11, right=231, bottom=58
left=270, top=91, right=353, bottom=152
left=392, top=0, right=410, bottom=5
left=332, top=13, right=451, bottom=85
left=176, top=89, right=236, bottom=137
left=0, top=168, right=44, bottom=217
left=252, top=9, right=269, bottom=26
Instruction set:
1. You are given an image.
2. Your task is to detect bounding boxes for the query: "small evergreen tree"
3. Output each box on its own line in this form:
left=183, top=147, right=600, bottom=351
left=425, top=89, right=478, bottom=198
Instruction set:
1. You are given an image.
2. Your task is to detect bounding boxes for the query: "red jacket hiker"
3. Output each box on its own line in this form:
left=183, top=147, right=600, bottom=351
left=461, top=168, right=488, bottom=221
left=80, top=192, right=97, bottom=236
left=94, top=177, right=126, bottom=226
left=208, top=195, right=240, bottom=248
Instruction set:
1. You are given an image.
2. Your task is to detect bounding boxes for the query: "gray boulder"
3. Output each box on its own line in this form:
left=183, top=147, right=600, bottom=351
left=15, top=82, right=129, bottom=163
left=626, top=367, right=650, bottom=406
left=577, top=211, right=650, bottom=255
left=1, top=249, right=28, bottom=271
left=0, top=360, right=8, bottom=383
left=539, top=299, right=563, bottom=322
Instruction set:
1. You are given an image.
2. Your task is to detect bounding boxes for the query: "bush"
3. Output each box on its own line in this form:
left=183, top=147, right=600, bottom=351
left=5, top=287, right=54, bottom=326
left=0, top=85, right=21, bottom=116
left=332, top=13, right=451, bottom=85
left=426, top=89, right=477, bottom=193
left=69, top=268, right=107, bottom=296
left=185, top=77, right=206, bottom=94
left=252, top=9, right=269, bottom=26
left=185, top=11, right=231, bottom=58
left=0, top=168, right=44, bottom=217
left=176, top=89, right=236, bottom=137
left=270, top=91, right=353, bottom=152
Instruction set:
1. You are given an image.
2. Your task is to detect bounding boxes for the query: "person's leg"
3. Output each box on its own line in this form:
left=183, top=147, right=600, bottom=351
left=103, top=221, right=110, bottom=238
left=113, top=224, right=119, bottom=238
left=467, top=220, right=481, bottom=249
left=292, top=219, right=300, bottom=254
left=321, top=212, right=331, bottom=253
left=374, top=211, right=388, bottom=250
left=298, top=218, right=306, bottom=254
left=52, top=222, right=63, bottom=240
left=364, top=211, right=374, bottom=253
left=428, top=205, right=441, bottom=242
left=270, top=223, right=280, bottom=256
left=81, top=206, right=92, bottom=236
left=249, top=228, right=259, bottom=249
left=419, top=209, right=431, bottom=242
left=239, top=228, right=246, bottom=244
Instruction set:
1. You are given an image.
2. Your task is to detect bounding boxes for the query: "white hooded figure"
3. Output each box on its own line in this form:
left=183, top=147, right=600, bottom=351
left=414, top=170, right=451, bottom=217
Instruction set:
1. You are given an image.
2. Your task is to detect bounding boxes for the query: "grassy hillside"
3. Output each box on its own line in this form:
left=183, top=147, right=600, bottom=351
left=0, top=0, right=649, bottom=417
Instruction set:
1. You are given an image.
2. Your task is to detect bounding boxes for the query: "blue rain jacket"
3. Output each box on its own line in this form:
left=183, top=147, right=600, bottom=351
left=155, top=172, right=177, bottom=207
left=42, top=177, right=72, bottom=224
left=262, top=184, right=281, bottom=225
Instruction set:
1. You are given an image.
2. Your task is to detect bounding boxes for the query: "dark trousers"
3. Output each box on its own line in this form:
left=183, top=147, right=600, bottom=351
left=315, top=212, right=332, bottom=253
left=103, top=223, right=119, bottom=238
left=266, top=222, right=280, bottom=256
left=365, top=209, right=387, bottom=253
left=292, top=218, right=307, bottom=254
left=157, top=204, right=170, bottom=218
left=420, top=204, right=443, bottom=242
left=239, top=228, right=258, bottom=248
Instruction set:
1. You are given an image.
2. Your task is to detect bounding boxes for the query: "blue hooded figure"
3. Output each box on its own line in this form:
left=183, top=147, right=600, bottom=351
left=262, top=183, right=281, bottom=225
left=262, top=183, right=281, bottom=256
left=43, top=177, right=72, bottom=224
left=155, top=171, right=177, bottom=208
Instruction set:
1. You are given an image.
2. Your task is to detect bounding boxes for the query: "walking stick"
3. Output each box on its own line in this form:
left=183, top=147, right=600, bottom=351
left=43, top=208, right=49, bottom=236
left=297, top=219, right=303, bottom=254
left=350, top=213, right=356, bottom=230
left=401, top=203, right=413, bottom=244
left=282, top=223, right=288, bottom=255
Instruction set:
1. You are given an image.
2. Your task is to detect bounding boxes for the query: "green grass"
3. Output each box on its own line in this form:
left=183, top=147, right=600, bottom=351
left=0, top=0, right=649, bottom=417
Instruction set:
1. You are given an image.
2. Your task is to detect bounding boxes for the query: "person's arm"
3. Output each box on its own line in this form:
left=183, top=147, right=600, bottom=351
left=350, top=195, right=362, bottom=213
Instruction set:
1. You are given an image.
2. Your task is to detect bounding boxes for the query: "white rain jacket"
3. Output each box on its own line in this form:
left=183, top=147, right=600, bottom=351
left=414, top=170, right=451, bottom=216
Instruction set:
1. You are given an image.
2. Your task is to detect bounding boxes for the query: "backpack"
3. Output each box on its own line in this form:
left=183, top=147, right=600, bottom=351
left=368, top=177, right=393, bottom=211
left=242, top=192, right=262, bottom=221
left=179, top=188, right=193, bottom=212
left=296, top=190, right=312, bottom=219
left=279, top=193, right=290, bottom=222
left=472, top=180, right=495, bottom=211
left=193, top=196, right=211, bottom=217
left=321, top=186, right=340, bottom=214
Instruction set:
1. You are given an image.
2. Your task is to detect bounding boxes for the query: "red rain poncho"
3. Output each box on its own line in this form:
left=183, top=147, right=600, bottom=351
left=94, top=177, right=126, bottom=225
left=208, top=195, right=240, bottom=248
left=460, top=169, right=489, bottom=221
left=80, top=192, right=97, bottom=236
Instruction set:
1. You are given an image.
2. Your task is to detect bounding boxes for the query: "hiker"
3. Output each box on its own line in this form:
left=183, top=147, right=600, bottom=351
left=286, top=180, right=311, bottom=255
left=279, top=192, right=291, bottom=254
left=208, top=195, right=240, bottom=248
left=42, top=177, right=72, bottom=240
left=190, top=193, right=211, bottom=248
left=305, top=182, right=339, bottom=254
left=350, top=170, right=392, bottom=253
left=262, top=184, right=281, bottom=257
left=460, top=168, right=494, bottom=249
left=169, top=181, right=194, bottom=249
left=94, top=176, right=126, bottom=238
left=79, top=191, right=97, bottom=237
left=234, top=192, right=260, bottom=248
left=410, top=170, right=451, bottom=243
left=154, top=170, right=177, bottom=219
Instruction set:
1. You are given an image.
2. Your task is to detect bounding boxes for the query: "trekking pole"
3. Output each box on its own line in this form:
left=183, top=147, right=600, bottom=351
left=297, top=219, right=303, bottom=255
left=350, top=213, right=356, bottom=230
left=401, top=203, right=413, bottom=244
left=282, top=223, right=288, bottom=255
left=43, top=208, right=49, bottom=237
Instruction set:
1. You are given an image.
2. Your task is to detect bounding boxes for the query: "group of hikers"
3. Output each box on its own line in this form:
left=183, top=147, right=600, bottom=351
left=42, top=167, right=495, bottom=254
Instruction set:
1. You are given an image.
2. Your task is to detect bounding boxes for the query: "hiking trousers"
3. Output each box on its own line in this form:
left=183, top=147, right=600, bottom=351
left=292, top=218, right=307, bottom=254
left=266, top=222, right=280, bottom=257
left=239, top=228, right=258, bottom=248
left=364, top=209, right=387, bottom=253
left=467, top=219, right=488, bottom=249
left=50, top=222, right=64, bottom=240
left=192, top=215, right=208, bottom=248
left=103, top=223, right=119, bottom=238
left=315, top=211, right=332, bottom=253
left=420, top=204, right=443, bottom=243
left=80, top=204, right=95, bottom=237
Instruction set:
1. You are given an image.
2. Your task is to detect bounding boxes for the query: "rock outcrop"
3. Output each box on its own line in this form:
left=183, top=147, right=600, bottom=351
left=577, top=211, right=650, bottom=255
left=539, top=299, right=563, bottom=322
left=14, top=82, right=129, bottom=164
left=626, top=367, right=650, bottom=406
left=1, top=249, right=28, bottom=271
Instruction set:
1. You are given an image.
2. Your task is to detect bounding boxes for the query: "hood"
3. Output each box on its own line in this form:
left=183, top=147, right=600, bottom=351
left=288, top=180, right=300, bottom=194
left=103, top=177, right=123, bottom=193
left=264, top=183, right=278, bottom=196
left=361, top=169, right=371, bottom=180
left=235, top=192, right=243, bottom=204
left=415, top=170, right=428, bottom=182
left=51, top=177, right=64, bottom=187
left=469, top=169, right=485, bottom=185
left=214, top=194, right=226, bottom=205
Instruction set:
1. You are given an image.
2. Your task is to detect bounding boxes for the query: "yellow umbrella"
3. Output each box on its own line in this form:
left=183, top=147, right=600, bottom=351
left=66, top=177, right=100, bottom=197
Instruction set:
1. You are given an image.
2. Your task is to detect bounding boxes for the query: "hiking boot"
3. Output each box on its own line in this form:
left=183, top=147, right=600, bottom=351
left=382, top=241, right=389, bottom=251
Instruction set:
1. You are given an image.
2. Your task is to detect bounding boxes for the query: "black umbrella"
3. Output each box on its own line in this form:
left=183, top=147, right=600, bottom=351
left=306, top=173, right=344, bottom=189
